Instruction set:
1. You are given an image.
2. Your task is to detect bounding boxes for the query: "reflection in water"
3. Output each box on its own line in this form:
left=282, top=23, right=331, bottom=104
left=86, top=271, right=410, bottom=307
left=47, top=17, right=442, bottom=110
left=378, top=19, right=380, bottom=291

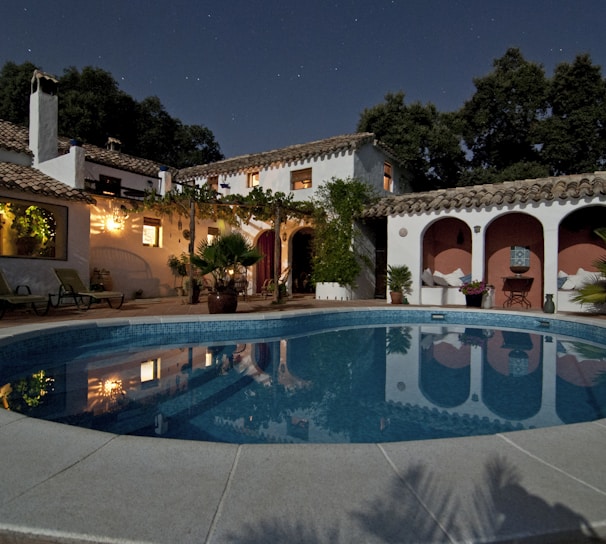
left=2, top=325, right=606, bottom=444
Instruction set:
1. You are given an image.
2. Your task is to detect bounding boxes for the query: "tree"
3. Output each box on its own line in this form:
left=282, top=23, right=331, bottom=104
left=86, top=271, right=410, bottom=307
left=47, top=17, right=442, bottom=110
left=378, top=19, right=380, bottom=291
left=0, top=61, right=39, bottom=124
left=58, top=66, right=138, bottom=148
left=174, top=124, right=224, bottom=167
left=357, top=92, right=465, bottom=191
left=132, top=96, right=180, bottom=163
left=0, top=61, right=223, bottom=168
left=539, top=54, right=606, bottom=175
left=461, top=48, right=548, bottom=175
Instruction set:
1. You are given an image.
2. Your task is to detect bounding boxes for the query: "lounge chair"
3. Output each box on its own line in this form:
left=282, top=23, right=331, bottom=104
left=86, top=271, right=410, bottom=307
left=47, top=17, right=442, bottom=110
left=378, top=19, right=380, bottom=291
left=53, top=268, right=124, bottom=309
left=0, top=269, right=50, bottom=319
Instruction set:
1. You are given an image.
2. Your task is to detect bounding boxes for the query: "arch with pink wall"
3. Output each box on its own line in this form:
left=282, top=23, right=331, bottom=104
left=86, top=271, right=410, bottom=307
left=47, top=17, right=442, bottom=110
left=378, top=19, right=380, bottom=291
left=485, top=212, right=544, bottom=308
left=422, top=217, right=472, bottom=275
left=558, top=204, right=606, bottom=275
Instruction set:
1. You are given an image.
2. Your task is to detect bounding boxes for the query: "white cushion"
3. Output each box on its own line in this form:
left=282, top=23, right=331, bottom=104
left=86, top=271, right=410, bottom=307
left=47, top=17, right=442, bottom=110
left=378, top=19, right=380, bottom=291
left=432, top=271, right=449, bottom=286
left=443, top=268, right=465, bottom=287
left=421, top=268, right=434, bottom=286
left=562, top=268, right=596, bottom=290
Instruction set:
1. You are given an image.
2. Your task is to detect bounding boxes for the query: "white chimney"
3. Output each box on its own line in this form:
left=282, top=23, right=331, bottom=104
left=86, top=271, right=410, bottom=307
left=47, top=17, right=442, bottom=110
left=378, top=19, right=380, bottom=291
left=29, top=70, right=59, bottom=166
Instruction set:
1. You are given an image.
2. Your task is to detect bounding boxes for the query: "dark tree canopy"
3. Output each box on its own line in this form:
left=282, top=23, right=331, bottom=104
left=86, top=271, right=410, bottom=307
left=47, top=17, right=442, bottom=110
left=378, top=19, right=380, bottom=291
left=0, top=61, right=39, bottom=124
left=358, top=48, right=606, bottom=190
left=538, top=54, right=606, bottom=175
left=461, top=48, right=548, bottom=172
left=0, top=62, right=223, bottom=168
left=357, top=92, right=465, bottom=191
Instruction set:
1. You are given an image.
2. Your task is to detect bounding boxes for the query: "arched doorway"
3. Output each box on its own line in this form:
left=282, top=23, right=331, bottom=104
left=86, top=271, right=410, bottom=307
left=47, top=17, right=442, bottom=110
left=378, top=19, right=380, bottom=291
left=256, top=230, right=275, bottom=293
left=291, top=228, right=314, bottom=293
left=485, top=213, right=544, bottom=308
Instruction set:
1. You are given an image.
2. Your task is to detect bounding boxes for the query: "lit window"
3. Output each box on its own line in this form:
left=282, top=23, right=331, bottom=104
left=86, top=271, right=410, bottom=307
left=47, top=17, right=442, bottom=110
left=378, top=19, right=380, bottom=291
left=141, top=358, right=160, bottom=389
left=291, top=168, right=312, bottom=190
left=207, top=176, right=218, bottom=191
left=383, top=162, right=393, bottom=192
left=0, top=199, right=67, bottom=259
left=207, top=226, right=219, bottom=244
left=247, top=171, right=260, bottom=187
left=142, top=217, right=161, bottom=247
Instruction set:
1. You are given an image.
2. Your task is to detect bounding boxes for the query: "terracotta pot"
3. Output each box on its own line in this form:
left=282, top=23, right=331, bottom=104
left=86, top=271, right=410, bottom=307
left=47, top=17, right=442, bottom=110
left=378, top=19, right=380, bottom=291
left=390, top=291, right=403, bottom=304
left=207, top=291, right=238, bottom=314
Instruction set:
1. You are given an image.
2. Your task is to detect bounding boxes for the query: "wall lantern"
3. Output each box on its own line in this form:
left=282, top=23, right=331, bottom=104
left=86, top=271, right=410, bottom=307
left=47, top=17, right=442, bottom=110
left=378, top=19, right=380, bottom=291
left=473, top=225, right=481, bottom=233
left=105, top=205, right=129, bottom=232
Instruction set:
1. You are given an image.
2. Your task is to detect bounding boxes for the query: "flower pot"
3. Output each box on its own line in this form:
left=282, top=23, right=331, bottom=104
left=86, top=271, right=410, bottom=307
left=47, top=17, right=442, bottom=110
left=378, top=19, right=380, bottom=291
left=390, top=291, right=403, bottom=304
left=465, top=294, right=483, bottom=308
left=315, top=282, right=353, bottom=301
left=207, top=291, right=238, bottom=314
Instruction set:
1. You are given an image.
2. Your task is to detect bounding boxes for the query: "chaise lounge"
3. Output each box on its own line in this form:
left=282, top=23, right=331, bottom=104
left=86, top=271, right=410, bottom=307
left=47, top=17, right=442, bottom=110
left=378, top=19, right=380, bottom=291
left=53, top=268, right=124, bottom=310
left=0, top=269, right=50, bottom=319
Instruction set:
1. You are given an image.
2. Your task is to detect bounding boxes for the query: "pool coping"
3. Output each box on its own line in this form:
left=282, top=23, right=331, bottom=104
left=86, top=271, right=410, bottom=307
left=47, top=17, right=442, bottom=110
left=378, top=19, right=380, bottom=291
left=1, top=307, right=606, bottom=543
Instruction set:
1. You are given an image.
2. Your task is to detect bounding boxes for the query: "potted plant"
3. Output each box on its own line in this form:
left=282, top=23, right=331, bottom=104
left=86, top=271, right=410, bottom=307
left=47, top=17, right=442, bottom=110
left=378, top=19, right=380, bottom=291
left=190, top=232, right=263, bottom=313
left=459, top=280, right=488, bottom=307
left=387, top=265, right=412, bottom=304
left=167, top=253, right=189, bottom=294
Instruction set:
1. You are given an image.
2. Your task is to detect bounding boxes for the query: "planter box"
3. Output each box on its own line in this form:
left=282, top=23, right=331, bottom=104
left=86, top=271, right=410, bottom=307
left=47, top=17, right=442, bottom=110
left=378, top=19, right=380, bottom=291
left=315, top=282, right=354, bottom=301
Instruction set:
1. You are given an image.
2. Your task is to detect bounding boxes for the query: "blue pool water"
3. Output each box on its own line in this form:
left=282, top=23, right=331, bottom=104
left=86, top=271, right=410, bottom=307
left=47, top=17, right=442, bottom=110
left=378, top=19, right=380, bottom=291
left=1, top=309, right=605, bottom=444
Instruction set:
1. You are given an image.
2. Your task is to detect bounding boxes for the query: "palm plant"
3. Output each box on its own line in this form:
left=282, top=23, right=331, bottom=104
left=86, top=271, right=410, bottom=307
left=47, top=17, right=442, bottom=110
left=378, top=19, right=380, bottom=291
left=190, top=232, right=263, bottom=291
left=572, top=227, right=606, bottom=311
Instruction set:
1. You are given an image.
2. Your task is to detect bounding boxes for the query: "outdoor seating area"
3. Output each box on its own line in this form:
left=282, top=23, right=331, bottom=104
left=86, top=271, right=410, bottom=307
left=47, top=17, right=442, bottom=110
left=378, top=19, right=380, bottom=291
left=52, top=268, right=125, bottom=310
left=0, top=269, right=50, bottom=319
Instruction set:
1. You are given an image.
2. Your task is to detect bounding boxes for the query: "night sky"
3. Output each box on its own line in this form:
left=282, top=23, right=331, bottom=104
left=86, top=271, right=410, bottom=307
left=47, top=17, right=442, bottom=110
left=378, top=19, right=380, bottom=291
left=2, top=0, right=605, bottom=159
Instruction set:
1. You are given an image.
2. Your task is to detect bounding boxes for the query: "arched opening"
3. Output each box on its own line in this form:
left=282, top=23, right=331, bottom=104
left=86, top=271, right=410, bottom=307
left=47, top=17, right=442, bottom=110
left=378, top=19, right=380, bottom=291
left=485, top=213, right=544, bottom=308
left=422, top=218, right=472, bottom=277
left=558, top=205, right=606, bottom=281
left=291, top=227, right=314, bottom=293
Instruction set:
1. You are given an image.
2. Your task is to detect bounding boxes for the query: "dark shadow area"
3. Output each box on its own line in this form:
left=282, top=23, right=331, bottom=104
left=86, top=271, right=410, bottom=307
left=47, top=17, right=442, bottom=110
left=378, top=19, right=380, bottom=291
left=224, top=456, right=605, bottom=543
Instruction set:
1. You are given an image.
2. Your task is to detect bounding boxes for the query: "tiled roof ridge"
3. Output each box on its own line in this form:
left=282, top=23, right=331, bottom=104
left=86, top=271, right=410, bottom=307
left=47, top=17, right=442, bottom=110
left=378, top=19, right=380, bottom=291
left=0, top=161, right=96, bottom=203
left=0, top=119, right=32, bottom=155
left=361, top=172, right=606, bottom=218
left=0, top=119, right=172, bottom=177
left=177, top=132, right=377, bottom=181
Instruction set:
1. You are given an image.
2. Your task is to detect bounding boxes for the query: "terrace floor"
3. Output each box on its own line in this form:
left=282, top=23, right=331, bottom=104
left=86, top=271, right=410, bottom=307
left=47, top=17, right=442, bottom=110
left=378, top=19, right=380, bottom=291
left=0, top=296, right=605, bottom=543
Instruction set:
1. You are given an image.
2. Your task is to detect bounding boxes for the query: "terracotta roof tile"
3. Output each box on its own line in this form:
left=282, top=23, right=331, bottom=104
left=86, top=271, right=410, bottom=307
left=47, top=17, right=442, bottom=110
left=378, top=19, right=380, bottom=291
left=57, top=137, right=171, bottom=177
left=0, top=120, right=31, bottom=155
left=0, top=162, right=96, bottom=203
left=176, top=133, right=382, bottom=181
left=361, top=173, right=606, bottom=218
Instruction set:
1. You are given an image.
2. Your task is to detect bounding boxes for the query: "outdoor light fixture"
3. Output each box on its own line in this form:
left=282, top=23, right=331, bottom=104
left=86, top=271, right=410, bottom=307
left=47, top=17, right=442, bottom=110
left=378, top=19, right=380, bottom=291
left=105, top=205, right=129, bottom=232
left=474, top=225, right=481, bottom=233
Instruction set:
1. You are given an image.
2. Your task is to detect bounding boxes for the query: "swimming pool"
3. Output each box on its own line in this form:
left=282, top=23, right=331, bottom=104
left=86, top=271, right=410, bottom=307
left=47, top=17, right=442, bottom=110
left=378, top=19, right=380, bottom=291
left=1, top=308, right=605, bottom=444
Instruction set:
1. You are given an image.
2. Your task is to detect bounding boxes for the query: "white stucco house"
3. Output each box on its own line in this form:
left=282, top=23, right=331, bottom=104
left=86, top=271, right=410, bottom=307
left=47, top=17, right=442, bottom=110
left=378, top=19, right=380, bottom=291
left=362, top=176, right=606, bottom=312
left=176, top=133, right=406, bottom=297
left=0, top=70, right=406, bottom=302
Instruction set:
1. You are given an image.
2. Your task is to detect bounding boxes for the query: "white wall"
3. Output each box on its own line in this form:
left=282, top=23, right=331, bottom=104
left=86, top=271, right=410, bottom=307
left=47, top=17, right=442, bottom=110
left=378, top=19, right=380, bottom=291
left=89, top=196, right=217, bottom=298
left=386, top=196, right=606, bottom=309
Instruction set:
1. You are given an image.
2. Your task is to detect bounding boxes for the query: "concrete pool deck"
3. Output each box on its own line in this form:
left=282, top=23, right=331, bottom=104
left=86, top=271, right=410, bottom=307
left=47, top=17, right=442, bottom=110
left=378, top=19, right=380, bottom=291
left=1, top=296, right=606, bottom=543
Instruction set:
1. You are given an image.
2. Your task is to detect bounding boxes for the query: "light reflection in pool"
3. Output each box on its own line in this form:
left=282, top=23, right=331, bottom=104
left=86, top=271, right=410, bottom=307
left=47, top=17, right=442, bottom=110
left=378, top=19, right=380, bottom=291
left=2, top=324, right=606, bottom=444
